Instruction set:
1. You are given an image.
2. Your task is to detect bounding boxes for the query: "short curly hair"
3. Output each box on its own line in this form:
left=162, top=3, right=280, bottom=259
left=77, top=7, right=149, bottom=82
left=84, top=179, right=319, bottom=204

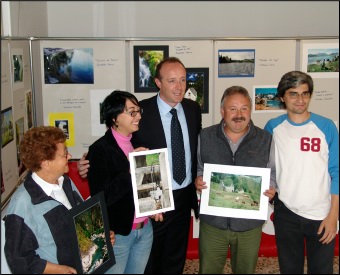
left=19, top=126, right=66, bottom=172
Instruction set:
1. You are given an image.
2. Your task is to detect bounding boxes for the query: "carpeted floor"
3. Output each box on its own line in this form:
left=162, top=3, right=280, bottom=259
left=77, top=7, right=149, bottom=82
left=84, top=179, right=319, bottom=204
left=183, top=256, right=339, bottom=274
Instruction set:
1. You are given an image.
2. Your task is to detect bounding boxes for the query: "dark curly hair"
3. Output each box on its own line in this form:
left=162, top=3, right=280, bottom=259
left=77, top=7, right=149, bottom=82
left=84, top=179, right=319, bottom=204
left=19, top=126, right=66, bottom=172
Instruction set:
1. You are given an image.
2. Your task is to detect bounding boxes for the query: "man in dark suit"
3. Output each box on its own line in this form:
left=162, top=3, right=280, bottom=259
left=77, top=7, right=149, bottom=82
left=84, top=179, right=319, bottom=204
left=133, top=57, right=201, bottom=274
left=77, top=57, right=201, bottom=274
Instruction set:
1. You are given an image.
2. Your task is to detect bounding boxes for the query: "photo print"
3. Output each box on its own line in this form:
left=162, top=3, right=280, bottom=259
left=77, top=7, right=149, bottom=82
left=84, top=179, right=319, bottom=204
left=44, top=47, right=94, bottom=84
left=185, top=68, right=209, bottom=113
left=133, top=45, right=169, bottom=93
left=129, top=148, right=174, bottom=217
left=218, top=49, right=255, bottom=78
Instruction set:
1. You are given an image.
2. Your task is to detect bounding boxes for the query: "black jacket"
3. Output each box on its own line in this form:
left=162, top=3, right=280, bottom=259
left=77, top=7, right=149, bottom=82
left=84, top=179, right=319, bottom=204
left=87, top=129, right=135, bottom=235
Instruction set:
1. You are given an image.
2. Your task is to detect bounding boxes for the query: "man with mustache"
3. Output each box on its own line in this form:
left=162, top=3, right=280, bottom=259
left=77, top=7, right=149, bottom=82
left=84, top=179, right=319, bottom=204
left=195, top=86, right=276, bottom=274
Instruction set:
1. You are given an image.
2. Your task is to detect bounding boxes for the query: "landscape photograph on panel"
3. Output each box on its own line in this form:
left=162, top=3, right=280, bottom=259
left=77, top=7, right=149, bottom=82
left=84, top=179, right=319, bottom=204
left=185, top=68, right=209, bottom=113
left=129, top=148, right=174, bottom=217
left=200, top=163, right=270, bottom=220
left=1, top=107, right=14, bottom=148
left=67, top=192, right=115, bottom=274
left=253, top=85, right=285, bottom=113
left=133, top=45, right=169, bottom=93
left=218, top=49, right=255, bottom=78
left=43, top=47, right=94, bottom=84
left=302, top=43, right=339, bottom=79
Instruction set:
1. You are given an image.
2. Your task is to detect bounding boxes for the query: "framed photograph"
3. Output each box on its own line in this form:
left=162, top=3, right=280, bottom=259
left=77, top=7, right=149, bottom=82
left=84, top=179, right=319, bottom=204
left=200, top=163, right=270, bottom=220
left=253, top=85, right=285, bottom=113
left=1, top=107, right=14, bottom=148
left=67, top=192, right=115, bottom=274
left=185, top=68, right=209, bottom=113
left=218, top=49, right=255, bottom=78
left=129, top=148, right=174, bottom=217
left=133, top=45, right=169, bottom=93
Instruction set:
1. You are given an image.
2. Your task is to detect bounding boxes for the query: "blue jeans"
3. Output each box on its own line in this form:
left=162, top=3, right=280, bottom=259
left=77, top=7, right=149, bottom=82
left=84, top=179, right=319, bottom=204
left=274, top=198, right=335, bottom=274
left=105, top=220, right=153, bottom=274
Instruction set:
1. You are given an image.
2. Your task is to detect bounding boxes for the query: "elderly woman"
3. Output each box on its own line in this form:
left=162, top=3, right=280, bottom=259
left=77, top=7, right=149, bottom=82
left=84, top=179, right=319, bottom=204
left=4, top=126, right=85, bottom=274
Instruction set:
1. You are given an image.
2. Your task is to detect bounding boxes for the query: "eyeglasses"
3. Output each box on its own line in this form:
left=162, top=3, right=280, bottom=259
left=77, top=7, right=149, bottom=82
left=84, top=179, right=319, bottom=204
left=288, top=92, right=311, bottom=100
left=59, top=148, right=69, bottom=158
left=124, top=108, right=143, bottom=117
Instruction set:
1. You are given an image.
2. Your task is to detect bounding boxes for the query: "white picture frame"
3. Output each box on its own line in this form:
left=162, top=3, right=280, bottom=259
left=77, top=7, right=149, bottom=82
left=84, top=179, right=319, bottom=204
left=200, top=163, right=270, bottom=220
left=129, top=148, right=174, bottom=218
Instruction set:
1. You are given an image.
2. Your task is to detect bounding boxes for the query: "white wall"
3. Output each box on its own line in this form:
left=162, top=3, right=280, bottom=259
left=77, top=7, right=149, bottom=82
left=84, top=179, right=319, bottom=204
left=2, top=1, right=339, bottom=38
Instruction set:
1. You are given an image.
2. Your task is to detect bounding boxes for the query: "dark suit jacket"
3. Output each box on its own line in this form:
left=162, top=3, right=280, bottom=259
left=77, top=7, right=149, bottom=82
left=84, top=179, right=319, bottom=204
left=86, top=129, right=135, bottom=235
left=132, top=95, right=202, bottom=218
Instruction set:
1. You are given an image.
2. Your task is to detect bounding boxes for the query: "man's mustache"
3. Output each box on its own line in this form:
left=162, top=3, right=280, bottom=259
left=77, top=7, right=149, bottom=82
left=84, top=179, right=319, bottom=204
left=232, top=117, right=246, bottom=122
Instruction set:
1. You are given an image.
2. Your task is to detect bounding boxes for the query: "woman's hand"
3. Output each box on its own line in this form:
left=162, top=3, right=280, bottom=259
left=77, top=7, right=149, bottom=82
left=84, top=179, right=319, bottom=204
left=150, top=213, right=164, bottom=222
left=195, top=176, right=206, bottom=193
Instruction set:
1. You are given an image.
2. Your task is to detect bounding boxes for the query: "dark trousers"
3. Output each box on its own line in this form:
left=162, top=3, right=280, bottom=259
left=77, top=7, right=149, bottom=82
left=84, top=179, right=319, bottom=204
left=273, top=198, right=335, bottom=274
left=144, top=184, right=192, bottom=274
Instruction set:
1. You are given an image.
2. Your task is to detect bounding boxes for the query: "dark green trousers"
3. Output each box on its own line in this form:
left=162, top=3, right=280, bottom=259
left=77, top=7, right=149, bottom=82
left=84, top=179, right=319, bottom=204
left=199, top=221, right=262, bottom=274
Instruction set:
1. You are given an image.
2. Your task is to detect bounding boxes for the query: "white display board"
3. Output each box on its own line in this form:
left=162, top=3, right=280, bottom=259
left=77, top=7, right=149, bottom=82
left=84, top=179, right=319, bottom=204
left=1, top=39, right=32, bottom=206
left=36, top=40, right=127, bottom=159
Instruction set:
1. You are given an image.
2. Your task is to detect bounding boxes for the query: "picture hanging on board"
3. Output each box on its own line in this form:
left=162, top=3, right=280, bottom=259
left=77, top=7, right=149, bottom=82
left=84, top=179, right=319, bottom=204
left=185, top=67, right=209, bottom=114
left=133, top=45, right=169, bottom=93
left=48, top=112, right=75, bottom=147
left=12, top=54, right=23, bottom=83
left=301, top=43, right=339, bottom=79
left=25, top=90, right=33, bottom=129
left=15, top=117, right=26, bottom=176
left=43, top=47, right=94, bottom=84
left=1, top=107, right=14, bottom=148
left=252, top=85, right=285, bottom=113
left=218, top=49, right=255, bottom=78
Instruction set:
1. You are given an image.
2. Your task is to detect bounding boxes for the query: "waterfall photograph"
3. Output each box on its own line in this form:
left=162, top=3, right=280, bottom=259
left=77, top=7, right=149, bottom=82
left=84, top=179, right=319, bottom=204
left=133, top=45, right=169, bottom=93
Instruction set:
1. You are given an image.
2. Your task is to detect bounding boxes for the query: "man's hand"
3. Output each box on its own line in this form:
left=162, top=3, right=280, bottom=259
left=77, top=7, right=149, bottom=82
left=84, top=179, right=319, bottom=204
left=263, top=186, right=276, bottom=200
left=195, top=176, right=207, bottom=192
left=77, top=152, right=89, bottom=178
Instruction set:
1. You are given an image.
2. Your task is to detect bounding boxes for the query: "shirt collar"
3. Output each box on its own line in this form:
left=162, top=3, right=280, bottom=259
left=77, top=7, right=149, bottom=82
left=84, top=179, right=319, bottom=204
left=157, top=93, right=183, bottom=116
left=32, top=172, right=65, bottom=197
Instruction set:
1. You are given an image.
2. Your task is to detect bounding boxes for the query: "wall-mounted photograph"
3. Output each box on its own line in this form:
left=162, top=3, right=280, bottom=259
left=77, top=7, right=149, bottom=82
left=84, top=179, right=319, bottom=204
left=253, top=85, right=285, bottom=113
left=44, top=47, right=94, bottom=84
left=218, top=49, right=255, bottom=78
left=15, top=117, right=26, bottom=176
left=129, top=148, right=174, bottom=217
left=302, top=43, right=339, bottom=79
left=12, top=54, right=23, bottom=83
left=185, top=68, right=209, bottom=113
left=25, top=90, right=33, bottom=129
left=133, top=45, right=169, bottom=93
left=67, top=192, right=115, bottom=274
left=49, top=112, right=75, bottom=147
left=200, top=163, right=270, bottom=220
left=1, top=107, right=14, bottom=148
